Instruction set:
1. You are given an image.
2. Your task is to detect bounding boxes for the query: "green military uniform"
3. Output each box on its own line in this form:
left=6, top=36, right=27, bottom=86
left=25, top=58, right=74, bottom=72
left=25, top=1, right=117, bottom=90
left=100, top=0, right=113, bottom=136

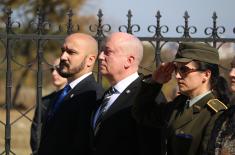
left=133, top=82, right=227, bottom=155
left=166, top=93, right=227, bottom=155
left=166, top=42, right=227, bottom=154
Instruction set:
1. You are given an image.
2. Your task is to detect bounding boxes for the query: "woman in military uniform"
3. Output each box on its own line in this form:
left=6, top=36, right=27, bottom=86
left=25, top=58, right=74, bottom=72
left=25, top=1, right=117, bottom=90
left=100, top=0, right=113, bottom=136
left=133, top=42, right=230, bottom=155
left=206, top=57, right=235, bottom=155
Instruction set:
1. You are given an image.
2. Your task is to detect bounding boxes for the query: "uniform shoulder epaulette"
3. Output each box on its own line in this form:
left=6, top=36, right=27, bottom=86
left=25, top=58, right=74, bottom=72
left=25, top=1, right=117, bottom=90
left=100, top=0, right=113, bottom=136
left=206, top=99, right=228, bottom=113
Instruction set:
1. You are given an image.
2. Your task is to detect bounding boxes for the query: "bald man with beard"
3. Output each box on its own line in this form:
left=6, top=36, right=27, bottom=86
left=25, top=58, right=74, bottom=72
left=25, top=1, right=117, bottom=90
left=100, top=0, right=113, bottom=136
left=38, top=33, right=104, bottom=155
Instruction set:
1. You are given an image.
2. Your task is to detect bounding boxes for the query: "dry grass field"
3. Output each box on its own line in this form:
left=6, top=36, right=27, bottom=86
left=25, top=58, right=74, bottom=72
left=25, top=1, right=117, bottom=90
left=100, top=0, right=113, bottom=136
left=0, top=108, right=35, bottom=155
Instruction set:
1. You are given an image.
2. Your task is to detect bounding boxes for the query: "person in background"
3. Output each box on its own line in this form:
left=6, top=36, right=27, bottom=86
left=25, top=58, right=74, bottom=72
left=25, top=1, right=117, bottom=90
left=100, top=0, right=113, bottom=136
left=38, top=33, right=104, bottom=155
left=30, top=58, right=67, bottom=154
left=206, top=56, right=235, bottom=155
left=133, top=42, right=230, bottom=155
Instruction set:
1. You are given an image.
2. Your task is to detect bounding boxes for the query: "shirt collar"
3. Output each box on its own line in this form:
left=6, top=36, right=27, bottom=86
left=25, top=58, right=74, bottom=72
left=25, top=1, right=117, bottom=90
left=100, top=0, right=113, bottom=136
left=113, top=72, right=139, bottom=94
left=69, top=72, right=92, bottom=89
left=189, top=91, right=212, bottom=107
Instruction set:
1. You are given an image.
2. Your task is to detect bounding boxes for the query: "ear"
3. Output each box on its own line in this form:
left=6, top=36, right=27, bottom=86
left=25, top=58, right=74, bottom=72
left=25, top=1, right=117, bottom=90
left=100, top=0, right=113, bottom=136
left=86, top=55, right=96, bottom=67
left=202, top=70, right=211, bottom=83
left=124, top=56, right=135, bottom=69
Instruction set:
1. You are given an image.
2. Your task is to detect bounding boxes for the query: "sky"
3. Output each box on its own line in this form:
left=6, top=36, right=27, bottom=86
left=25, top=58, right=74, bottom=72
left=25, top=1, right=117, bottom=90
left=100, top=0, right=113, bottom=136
left=80, top=0, right=235, bottom=37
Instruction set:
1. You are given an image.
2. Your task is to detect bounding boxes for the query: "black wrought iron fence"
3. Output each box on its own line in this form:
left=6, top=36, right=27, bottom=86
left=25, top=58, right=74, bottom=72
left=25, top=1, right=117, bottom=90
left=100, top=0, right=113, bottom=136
left=0, top=7, right=235, bottom=155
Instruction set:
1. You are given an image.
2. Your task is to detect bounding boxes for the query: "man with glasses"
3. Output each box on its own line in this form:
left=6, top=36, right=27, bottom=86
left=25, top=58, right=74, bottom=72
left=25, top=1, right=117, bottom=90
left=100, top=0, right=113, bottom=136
left=133, top=42, right=229, bottom=155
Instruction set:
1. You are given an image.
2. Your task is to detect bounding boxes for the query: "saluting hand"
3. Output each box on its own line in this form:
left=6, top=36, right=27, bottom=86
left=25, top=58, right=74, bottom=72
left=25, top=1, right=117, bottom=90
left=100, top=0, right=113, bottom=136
left=152, top=62, right=175, bottom=84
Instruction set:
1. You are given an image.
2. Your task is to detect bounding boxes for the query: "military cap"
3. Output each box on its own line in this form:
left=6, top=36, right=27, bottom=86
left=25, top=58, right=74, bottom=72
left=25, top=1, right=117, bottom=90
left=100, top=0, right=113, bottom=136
left=174, top=42, right=219, bottom=64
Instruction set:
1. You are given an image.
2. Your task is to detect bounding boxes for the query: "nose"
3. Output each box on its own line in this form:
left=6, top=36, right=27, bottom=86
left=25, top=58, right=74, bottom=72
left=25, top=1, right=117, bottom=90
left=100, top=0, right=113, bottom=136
left=51, top=69, right=58, bottom=76
left=60, top=51, right=68, bottom=61
left=175, top=71, right=182, bottom=79
left=98, top=51, right=104, bottom=60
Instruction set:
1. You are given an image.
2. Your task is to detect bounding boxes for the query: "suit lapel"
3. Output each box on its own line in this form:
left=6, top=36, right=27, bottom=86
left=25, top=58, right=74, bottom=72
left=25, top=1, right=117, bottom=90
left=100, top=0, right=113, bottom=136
left=60, top=74, right=98, bottom=107
left=90, top=99, right=102, bottom=130
left=168, top=95, right=187, bottom=127
left=46, top=74, right=96, bottom=123
left=172, top=108, right=194, bottom=129
left=102, top=77, right=141, bottom=121
left=93, top=77, right=141, bottom=135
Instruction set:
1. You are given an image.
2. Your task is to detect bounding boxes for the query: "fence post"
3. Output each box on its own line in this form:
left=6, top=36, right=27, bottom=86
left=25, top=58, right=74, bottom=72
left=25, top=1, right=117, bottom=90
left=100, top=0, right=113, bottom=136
left=4, top=7, right=13, bottom=155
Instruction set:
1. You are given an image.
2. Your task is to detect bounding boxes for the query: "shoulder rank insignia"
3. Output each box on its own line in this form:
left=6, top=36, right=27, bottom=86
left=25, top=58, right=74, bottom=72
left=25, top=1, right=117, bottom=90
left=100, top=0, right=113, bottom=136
left=207, top=99, right=228, bottom=113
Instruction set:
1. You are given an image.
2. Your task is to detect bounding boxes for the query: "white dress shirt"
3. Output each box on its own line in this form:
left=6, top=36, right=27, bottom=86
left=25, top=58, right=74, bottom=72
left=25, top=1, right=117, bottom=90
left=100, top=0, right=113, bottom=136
left=93, top=72, right=139, bottom=128
left=104, top=72, right=139, bottom=111
left=188, top=91, right=212, bottom=107
left=69, top=72, right=92, bottom=89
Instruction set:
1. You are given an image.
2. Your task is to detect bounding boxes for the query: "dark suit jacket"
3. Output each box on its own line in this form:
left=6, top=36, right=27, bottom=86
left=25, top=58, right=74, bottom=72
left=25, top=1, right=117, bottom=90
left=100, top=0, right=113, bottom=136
left=90, top=77, right=166, bottom=155
left=30, top=91, right=57, bottom=154
left=38, top=74, right=104, bottom=155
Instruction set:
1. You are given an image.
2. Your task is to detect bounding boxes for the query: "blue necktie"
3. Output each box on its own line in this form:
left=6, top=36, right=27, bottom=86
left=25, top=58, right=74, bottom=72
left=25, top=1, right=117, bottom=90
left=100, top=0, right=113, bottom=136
left=52, top=84, right=71, bottom=114
left=93, top=87, right=117, bottom=128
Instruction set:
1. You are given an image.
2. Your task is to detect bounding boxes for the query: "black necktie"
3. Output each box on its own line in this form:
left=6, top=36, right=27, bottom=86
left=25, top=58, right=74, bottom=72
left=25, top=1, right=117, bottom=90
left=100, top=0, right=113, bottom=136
left=185, top=99, right=190, bottom=109
left=94, top=87, right=117, bottom=128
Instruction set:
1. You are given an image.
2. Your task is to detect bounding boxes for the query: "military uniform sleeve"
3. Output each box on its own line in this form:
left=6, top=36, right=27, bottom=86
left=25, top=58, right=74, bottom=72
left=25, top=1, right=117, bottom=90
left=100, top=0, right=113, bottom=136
left=200, top=99, right=228, bottom=154
left=132, top=79, right=167, bottom=127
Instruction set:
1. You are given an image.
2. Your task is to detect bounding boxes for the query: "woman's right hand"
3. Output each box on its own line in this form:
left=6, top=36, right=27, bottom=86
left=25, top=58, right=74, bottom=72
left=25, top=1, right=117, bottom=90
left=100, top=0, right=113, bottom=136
left=152, top=62, right=175, bottom=84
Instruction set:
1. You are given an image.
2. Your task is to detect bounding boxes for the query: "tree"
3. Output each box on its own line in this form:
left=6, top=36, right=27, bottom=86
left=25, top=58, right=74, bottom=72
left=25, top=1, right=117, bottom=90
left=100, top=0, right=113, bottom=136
left=0, top=0, right=97, bottom=108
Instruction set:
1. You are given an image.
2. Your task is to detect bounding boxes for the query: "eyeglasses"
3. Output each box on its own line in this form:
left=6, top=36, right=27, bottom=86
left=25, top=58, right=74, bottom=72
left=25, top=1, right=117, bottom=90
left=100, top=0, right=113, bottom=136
left=50, top=66, right=59, bottom=73
left=50, top=68, right=56, bottom=73
left=174, top=65, right=199, bottom=77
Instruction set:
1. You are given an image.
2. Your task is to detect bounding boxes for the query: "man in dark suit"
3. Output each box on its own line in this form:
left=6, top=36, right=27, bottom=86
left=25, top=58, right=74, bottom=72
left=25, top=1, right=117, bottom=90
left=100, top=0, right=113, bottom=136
left=91, top=32, right=165, bottom=155
left=38, top=33, right=104, bottom=155
left=30, top=58, right=67, bottom=154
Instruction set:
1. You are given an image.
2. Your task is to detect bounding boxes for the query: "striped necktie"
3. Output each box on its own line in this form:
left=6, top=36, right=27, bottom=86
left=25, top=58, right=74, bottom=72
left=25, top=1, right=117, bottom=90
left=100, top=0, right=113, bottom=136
left=93, top=87, right=117, bottom=128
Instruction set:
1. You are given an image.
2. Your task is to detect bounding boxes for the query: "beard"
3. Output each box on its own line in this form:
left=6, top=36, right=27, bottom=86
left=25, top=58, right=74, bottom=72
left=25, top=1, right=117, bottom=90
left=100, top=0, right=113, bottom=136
left=57, top=58, right=86, bottom=78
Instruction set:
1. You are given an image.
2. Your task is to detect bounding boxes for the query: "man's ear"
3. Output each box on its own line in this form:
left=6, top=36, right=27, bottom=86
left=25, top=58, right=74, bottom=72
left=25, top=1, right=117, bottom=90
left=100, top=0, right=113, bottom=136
left=124, top=56, right=135, bottom=69
left=86, top=55, right=96, bottom=67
